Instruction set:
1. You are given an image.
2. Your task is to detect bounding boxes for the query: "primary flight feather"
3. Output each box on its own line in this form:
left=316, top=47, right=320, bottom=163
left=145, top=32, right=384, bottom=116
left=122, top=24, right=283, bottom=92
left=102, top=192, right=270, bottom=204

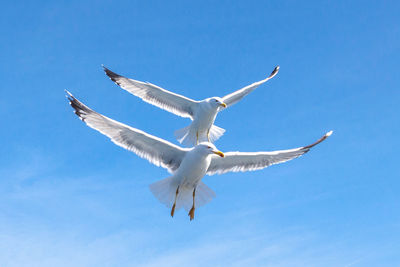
left=66, top=90, right=331, bottom=220
left=103, top=65, right=279, bottom=146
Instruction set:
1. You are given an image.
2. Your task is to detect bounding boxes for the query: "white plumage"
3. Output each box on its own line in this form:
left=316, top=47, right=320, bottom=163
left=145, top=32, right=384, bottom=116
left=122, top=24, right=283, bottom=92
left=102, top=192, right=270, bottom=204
left=66, top=91, right=331, bottom=220
left=103, top=65, right=279, bottom=146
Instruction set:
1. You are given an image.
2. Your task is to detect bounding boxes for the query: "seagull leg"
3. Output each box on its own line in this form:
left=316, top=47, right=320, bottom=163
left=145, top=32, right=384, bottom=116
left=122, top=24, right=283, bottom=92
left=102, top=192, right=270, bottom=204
left=196, top=132, right=199, bottom=145
left=171, top=186, right=179, bottom=217
left=207, top=129, right=210, bottom=142
left=188, top=188, right=196, bottom=221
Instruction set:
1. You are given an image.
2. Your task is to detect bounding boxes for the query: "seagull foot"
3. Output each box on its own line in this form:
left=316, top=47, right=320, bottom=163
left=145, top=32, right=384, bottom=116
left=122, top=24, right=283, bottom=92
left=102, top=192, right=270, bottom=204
left=171, top=203, right=176, bottom=217
left=188, top=207, right=195, bottom=221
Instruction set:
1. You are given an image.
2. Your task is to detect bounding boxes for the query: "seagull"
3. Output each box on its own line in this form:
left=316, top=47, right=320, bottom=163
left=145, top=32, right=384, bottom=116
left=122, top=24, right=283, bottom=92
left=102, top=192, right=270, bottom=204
left=66, top=90, right=332, bottom=220
left=103, top=65, right=280, bottom=146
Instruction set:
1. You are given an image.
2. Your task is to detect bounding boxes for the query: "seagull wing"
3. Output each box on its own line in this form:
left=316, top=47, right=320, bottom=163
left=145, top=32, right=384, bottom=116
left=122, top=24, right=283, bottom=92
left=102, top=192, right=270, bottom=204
left=66, top=91, right=188, bottom=173
left=221, top=66, right=279, bottom=107
left=207, top=131, right=332, bottom=175
left=103, top=67, right=198, bottom=119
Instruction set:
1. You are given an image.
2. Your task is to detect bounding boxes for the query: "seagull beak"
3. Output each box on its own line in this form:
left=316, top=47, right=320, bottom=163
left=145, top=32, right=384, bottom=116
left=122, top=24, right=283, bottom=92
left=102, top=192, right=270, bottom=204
left=213, top=150, right=225, bottom=157
left=220, top=102, right=227, bottom=108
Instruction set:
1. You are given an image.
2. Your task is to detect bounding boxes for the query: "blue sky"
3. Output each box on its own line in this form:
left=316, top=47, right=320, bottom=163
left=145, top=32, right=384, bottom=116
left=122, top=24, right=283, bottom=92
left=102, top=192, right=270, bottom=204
left=1, top=0, right=399, bottom=266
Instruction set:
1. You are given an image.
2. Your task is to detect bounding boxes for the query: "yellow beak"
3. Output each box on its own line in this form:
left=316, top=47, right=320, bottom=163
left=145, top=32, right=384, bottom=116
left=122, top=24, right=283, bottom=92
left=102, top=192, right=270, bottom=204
left=213, top=151, right=225, bottom=157
left=220, top=102, right=227, bottom=108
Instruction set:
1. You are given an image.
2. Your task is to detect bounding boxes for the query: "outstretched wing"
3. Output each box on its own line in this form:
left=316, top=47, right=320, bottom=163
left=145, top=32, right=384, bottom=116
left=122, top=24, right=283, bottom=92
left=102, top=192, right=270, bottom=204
left=222, top=66, right=279, bottom=107
left=103, top=66, right=198, bottom=119
left=66, top=91, right=188, bottom=173
left=207, top=131, right=332, bottom=175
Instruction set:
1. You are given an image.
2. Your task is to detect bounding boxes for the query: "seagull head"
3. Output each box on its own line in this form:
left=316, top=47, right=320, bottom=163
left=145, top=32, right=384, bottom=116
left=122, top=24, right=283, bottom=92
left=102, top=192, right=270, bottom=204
left=196, top=142, right=225, bottom=157
left=207, top=97, right=227, bottom=109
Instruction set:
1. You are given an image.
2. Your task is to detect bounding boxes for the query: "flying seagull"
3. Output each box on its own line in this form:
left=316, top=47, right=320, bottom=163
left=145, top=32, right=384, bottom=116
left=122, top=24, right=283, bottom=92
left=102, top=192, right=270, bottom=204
left=103, top=65, right=280, bottom=146
left=66, top=90, right=332, bottom=220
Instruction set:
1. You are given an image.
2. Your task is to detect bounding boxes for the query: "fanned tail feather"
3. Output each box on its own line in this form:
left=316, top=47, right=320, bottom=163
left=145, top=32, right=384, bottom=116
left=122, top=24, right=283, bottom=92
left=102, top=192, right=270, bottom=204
left=174, top=126, right=197, bottom=147
left=175, top=181, right=216, bottom=211
left=208, top=125, right=225, bottom=143
left=174, top=125, right=190, bottom=144
left=174, top=124, right=226, bottom=146
left=195, top=181, right=216, bottom=207
left=149, top=178, right=216, bottom=212
left=149, top=177, right=177, bottom=208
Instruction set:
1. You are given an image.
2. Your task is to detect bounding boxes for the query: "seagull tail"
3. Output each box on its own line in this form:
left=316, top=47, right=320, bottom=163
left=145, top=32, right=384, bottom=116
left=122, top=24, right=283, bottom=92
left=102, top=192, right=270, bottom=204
left=174, top=125, right=226, bottom=146
left=208, top=125, right=226, bottom=143
left=149, top=177, right=177, bottom=209
left=174, top=125, right=199, bottom=147
left=176, top=182, right=217, bottom=212
left=174, top=125, right=192, bottom=145
left=194, top=181, right=216, bottom=208
left=149, top=178, right=216, bottom=212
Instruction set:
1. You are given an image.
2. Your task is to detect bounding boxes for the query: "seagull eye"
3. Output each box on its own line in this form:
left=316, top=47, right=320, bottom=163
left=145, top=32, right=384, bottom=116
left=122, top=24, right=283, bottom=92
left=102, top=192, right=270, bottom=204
left=207, top=146, right=211, bottom=149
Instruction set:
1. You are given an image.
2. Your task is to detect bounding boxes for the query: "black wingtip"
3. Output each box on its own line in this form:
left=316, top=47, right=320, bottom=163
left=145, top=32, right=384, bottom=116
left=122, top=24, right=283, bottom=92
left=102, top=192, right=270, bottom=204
left=65, top=89, right=72, bottom=98
left=103, top=66, right=122, bottom=83
left=65, top=90, right=88, bottom=121
left=303, top=131, right=333, bottom=150
left=269, top=66, right=280, bottom=79
left=65, top=90, right=75, bottom=104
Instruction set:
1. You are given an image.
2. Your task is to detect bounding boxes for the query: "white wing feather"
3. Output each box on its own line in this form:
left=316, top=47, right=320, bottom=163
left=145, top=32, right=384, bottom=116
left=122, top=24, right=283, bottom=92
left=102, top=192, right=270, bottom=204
left=222, top=66, right=279, bottom=107
left=104, top=67, right=198, bottom=119
left=207, top=131, right=332, bottom=175
left=66, top=91, right=188, bottom=173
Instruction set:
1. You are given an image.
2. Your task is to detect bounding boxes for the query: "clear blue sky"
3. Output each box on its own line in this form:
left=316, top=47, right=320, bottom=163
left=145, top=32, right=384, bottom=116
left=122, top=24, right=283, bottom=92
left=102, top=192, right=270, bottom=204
left=1, top=0, right=399, bottom=266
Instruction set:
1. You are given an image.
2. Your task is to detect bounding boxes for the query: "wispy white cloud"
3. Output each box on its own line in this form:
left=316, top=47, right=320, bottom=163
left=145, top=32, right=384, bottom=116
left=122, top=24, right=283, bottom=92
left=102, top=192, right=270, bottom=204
left=140, top=225, right=361, bottom=267
left=0, top=150, right=384, bottom=267
left=0, top=218, right=362, bottom=267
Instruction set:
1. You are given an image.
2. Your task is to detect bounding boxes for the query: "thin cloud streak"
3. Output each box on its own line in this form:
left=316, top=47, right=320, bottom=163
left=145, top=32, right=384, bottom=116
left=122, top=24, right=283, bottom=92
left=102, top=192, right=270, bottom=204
left=0, top=162, right=357, bottom=267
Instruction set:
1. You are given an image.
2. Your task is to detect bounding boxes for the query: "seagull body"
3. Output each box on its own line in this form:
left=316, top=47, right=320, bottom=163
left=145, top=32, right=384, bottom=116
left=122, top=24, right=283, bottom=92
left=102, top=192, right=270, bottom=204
left=66, top=91, right=332, bottom=220
left=103, top=66, right=280, bottom=146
